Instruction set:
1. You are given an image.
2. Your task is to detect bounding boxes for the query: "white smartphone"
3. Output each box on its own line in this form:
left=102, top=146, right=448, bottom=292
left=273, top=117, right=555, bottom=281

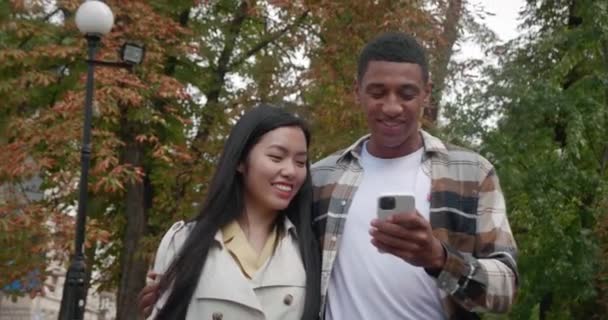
left=377, top=194, right=416, bottom=220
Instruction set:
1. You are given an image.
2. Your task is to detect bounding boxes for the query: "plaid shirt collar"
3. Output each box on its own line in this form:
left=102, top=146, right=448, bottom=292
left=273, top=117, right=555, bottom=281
left=335, top=130, right=449, bottom=164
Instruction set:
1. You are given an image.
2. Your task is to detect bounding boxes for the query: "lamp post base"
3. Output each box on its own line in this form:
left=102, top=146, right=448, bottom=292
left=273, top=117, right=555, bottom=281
left=58, top=255, right=87, bottom=320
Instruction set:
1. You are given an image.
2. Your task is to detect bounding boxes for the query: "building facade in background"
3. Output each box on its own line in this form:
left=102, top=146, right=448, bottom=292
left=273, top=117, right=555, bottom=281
left=0, top=261, right=116, bottom=320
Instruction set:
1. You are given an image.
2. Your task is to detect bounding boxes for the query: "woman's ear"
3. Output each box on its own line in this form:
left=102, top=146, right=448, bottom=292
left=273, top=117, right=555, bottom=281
left=237, top=162, right=245, bottom=173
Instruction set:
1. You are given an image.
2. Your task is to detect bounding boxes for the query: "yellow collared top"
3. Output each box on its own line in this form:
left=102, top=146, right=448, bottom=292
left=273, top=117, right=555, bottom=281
left=221, top=220, right=278, bottom=279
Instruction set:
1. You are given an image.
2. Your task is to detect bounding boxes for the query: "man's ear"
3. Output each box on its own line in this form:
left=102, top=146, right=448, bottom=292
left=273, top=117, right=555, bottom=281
left=424, top=80, right=433, bottom=105
left=419, top=81, right=433, bottom=121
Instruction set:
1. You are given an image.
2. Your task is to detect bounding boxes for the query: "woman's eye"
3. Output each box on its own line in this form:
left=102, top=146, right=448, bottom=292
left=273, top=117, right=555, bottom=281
left=295, top=160, right=306, bottom=167
left=268, top=155, right=282, bottom=162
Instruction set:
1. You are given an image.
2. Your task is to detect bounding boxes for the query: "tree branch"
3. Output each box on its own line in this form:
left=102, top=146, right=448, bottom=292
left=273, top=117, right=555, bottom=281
left=164, top=8, right=191, bottom=76
left=191, top=0, right=252, bottom=153
left=215, top=0, right=250, bottom=78
left=18, top=7, right=67, bottom=49
left=424, top=0, right=463, bottom=127
left=227, top=10, right=310, bottom=70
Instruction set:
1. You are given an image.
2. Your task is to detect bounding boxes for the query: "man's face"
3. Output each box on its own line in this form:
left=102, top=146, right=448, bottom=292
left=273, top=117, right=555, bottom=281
left=355, top=60, right=430, bottom=158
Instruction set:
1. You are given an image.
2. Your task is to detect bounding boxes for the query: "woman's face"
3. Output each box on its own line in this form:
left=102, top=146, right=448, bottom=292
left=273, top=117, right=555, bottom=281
left=239, top=126, right=308, bottom=216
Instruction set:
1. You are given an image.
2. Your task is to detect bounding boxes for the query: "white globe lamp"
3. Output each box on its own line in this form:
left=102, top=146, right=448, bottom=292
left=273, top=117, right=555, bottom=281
left=75, top=0, right=114, bottom=35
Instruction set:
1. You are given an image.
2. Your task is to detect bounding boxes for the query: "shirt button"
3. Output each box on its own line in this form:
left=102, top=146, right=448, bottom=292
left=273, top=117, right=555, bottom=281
left=341, top=200, right=347, bottom=206
left=283, top=294, right=294, bottom=306
left=331, top=236, right=337, bottom=243
left=212, top=312, right=223, bottom=320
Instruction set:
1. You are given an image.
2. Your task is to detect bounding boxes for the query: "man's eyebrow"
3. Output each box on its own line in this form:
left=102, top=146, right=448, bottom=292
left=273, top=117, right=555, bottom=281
left=400, top=84, right=421, bottom=91
left=364, top=82, right=420, bottom=89
left=365, top=83, right=386, bottom=89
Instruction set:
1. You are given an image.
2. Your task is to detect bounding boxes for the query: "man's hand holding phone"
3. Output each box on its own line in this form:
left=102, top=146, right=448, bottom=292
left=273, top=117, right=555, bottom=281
left=370, top=194, right=446, bottom=271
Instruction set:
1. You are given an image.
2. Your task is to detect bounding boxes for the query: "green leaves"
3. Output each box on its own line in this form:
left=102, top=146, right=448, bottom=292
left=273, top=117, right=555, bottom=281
left=444, top=0, right=608, bottom=318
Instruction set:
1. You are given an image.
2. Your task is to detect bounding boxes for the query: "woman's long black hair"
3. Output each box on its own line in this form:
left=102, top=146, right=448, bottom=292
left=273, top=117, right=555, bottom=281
left=155, top=104, right=321, bottom=319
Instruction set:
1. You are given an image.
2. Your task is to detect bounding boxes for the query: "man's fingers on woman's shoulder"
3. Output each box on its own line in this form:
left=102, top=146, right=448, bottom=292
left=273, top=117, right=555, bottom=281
left=145, top=272, right=159, bottom=284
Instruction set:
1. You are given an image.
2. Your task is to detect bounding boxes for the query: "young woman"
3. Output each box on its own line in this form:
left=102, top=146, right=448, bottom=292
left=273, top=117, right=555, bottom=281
left=148, top=105, right=320, bottom=320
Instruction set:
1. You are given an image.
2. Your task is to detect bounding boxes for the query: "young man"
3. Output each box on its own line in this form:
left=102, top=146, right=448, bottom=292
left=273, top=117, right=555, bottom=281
left=138, top=32, right=518, bottom=319
left=312, top=31, right=518, bottom=319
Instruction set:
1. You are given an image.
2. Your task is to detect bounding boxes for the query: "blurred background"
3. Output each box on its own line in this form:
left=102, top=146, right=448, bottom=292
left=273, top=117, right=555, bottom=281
left=0, top=0, right=607, bottom=319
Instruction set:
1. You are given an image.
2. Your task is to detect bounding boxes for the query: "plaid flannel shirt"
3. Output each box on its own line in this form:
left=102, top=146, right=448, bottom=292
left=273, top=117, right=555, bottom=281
left=311, top=130, right=518, bottom=319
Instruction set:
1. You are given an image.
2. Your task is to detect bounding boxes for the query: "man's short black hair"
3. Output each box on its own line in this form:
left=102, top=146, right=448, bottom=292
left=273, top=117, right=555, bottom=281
left=357, top=31, right=429, bottom=83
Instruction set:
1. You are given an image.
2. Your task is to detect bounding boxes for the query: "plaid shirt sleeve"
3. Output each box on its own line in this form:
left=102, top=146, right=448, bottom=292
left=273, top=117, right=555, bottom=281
left=432, top=162, right=518, bottom=314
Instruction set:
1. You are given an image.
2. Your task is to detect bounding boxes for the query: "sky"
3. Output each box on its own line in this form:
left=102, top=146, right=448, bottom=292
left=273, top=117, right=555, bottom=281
left=457, top=0, right=527, bottom=60
left=441, top=0, right=527, bottom=127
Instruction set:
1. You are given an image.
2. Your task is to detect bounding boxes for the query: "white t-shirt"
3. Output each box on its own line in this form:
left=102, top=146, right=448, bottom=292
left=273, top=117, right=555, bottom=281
left=325, top=144, right=446, bottom=320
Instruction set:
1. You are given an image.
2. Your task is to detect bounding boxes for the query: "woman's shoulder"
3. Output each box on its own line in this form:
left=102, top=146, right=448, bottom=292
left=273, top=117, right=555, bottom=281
left=153, top=220, right=195, bottom=272
left=162, top=220, right=194, bottom=244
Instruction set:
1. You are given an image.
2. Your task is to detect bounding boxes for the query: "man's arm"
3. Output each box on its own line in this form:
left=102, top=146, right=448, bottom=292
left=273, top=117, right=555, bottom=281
left=433, top=168, right=518, bottom=313
left=370, top=168, right=518, bottom=313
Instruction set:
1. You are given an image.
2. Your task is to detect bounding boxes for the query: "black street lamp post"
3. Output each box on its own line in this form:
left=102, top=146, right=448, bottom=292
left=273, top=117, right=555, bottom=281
left=58, top=2, right=144, bottom=319
left=57, top=32, right=99, bottom=320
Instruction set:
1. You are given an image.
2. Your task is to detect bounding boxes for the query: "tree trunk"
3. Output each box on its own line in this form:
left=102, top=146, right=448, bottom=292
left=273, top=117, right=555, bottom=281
left=424, top=0, right=463, bottom=128
left=539, top=293, right=553, bottom=320
left=599, top=29, right=608, bottom=179
left=115, top=130, right=149, bottom=320
left=113, top=7, right=191, bottom=319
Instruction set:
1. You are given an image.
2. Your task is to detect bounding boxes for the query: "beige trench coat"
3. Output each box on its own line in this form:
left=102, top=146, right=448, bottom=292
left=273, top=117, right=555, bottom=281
left=149, top=220, right=306, bottom=320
